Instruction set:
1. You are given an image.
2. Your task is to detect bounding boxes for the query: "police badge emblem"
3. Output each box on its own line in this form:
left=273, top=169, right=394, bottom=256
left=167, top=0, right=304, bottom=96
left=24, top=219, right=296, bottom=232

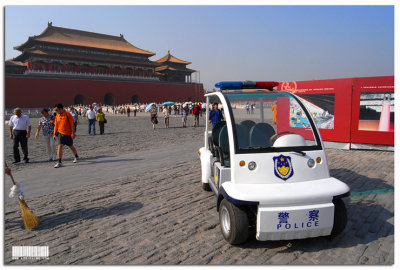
left=273, top=154, right=294, bottom=181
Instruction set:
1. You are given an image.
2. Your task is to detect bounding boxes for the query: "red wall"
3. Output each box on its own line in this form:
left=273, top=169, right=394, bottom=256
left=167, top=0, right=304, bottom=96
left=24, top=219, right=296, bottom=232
left=278, top=76, right=394, bottom=146
left=5, top=76, right=204, bottom=108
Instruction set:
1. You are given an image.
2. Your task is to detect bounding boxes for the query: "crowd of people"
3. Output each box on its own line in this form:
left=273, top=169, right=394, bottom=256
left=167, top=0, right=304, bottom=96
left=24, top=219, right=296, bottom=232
left=8, top=105, right=79, bottom=168
left=8, top=103, right=108, bottom=168
left=7, top=101, right=223, bottom=167
left=147, top=102, right=205, bottom=129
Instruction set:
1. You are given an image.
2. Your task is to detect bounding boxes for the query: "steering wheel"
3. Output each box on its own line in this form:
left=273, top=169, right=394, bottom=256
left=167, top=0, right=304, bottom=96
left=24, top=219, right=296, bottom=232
left=270, top=131, right=296, bottom=145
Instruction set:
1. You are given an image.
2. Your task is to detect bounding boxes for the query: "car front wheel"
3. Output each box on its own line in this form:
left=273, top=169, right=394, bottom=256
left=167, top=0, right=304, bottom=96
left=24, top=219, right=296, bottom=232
left=202, top=182, right=211, bottom=191
left=219, top=199, right=249, bottom=245
left=330, top=198, right=347, bottom=238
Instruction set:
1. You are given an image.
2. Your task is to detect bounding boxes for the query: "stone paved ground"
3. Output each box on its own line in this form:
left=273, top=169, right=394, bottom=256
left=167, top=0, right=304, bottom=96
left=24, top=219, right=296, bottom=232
left=4, top=149, right=394, bottom=265
left=3, top=114, right=394, bottom=265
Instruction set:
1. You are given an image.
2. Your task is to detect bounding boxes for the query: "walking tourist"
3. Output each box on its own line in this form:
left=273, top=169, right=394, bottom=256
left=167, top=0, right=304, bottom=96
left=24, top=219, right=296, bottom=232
left=70, top=107, right=79, bottom=132
left=192, top=103, right=200, bottom=127
left=53, top=103, right=79, bottom=168
left=8, top=108, right=32, bottom=163
left=182, top=105, right=188, bottom=128
left=82, top=107, right=87, bottom=117
left=208, top=103, right=224, bottom=127
left=162, top=106, right=170, bottom=128
left=35, top=108, right=57, bottom=161
left=96, top=108, right=106, bottom=135
left=86, top=106, right=96, bottom=135
left=127, top=107, right=131, bottom=117
left=149, top=104, right=158, bottom=130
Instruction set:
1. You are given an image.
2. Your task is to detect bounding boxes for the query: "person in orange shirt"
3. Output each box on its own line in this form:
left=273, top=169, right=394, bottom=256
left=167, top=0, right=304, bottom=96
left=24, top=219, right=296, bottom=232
left=53, top=103, right=79, bottom=168
left=271, top=102, right=278, bottom=125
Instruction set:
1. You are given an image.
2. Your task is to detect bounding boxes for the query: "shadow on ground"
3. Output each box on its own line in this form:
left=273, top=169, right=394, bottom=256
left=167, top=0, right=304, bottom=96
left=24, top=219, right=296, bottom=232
left=5, top=201, right=143, bottom=230
left=76, top=158, right=143, bottom=166
left=330, top=168, right=393, bottom=192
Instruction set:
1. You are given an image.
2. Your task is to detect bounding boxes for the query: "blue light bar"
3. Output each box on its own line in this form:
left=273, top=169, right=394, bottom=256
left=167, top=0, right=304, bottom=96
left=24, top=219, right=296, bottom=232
left=215, top=81, right=279, bottom=90
left=215, top=81, right=243, bottom=89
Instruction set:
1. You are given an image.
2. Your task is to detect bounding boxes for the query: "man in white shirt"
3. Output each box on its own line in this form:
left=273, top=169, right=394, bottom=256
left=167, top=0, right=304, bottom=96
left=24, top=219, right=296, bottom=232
left=86, top=106, right=96, bottom=135
left=8, top=108, right=32, bottom=163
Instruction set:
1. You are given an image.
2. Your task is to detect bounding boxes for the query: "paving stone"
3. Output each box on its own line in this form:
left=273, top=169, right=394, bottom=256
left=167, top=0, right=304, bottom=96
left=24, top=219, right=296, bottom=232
left=4, top=145, right=393, bottom=265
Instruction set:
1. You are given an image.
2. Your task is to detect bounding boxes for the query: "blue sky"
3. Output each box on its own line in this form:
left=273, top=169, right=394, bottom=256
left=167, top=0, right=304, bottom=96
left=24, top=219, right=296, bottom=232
left=5, top=5, right=394, bottom=90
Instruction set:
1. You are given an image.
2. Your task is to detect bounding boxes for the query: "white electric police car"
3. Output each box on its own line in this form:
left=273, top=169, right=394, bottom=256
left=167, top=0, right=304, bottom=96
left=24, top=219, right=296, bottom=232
left=198, top=81, right=350, bottom=245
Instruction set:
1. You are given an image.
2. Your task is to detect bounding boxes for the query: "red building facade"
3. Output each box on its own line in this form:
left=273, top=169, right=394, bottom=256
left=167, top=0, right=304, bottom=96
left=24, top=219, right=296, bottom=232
left=5, top=76, right=204, bottom=108
left=5, top=23, right=203, bottom=108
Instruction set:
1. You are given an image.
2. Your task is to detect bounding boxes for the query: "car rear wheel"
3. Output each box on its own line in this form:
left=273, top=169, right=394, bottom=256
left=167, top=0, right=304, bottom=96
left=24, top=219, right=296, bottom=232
left=330, top=198, right=347, bottom=238
left=219, top=199, right=249, bottom=245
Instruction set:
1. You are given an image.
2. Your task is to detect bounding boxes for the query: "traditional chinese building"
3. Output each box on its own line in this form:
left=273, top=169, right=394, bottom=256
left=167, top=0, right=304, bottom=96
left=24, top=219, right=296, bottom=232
left=155, top=50, right=196, bottom=83
left=5, top=23, right=204, bottom=108
left=5, top=60, right=27, bottom=75
left=12, top=22, right=159, bottom=79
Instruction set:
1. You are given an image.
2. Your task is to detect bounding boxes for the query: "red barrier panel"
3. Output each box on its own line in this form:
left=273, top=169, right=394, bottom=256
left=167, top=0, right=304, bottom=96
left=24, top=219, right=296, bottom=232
left=278, top=78, right=353, bottom=143
left=350, top=76, right=394, bottom=145
left=278, top=76, right=394, bottom=147
left=276, top=96, right=315, bottom=141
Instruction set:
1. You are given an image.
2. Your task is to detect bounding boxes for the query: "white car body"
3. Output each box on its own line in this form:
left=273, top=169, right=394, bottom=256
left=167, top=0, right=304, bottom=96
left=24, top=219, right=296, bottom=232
left=199, top=85, right=350, bottom=244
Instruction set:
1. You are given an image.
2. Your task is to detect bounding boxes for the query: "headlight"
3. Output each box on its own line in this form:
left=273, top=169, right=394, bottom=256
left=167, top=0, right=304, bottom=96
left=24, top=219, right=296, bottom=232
left=248, top=161, right=257, bottom=171
left=307, top=158, right=316, bottom=168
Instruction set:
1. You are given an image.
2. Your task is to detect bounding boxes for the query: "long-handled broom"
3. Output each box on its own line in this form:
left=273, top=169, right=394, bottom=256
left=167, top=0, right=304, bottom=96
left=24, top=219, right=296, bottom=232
left=5, top=164, right=40, bottom=230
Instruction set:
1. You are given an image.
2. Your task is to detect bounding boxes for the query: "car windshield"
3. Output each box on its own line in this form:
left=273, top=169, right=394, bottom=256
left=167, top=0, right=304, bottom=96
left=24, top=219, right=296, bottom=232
left=225, top=91, right=320, bottom=152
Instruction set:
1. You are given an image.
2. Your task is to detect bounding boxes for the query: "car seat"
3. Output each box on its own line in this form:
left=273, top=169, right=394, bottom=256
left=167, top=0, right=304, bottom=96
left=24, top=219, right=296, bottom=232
left=240, top=120, right=256, bottom=131
left=218, top=125, right=230, bottom=167
left=211, top=121, right=226, bottom=157
left=235, top=124, right=249, bottom=149
left=249, top=122, right=276, bottom=148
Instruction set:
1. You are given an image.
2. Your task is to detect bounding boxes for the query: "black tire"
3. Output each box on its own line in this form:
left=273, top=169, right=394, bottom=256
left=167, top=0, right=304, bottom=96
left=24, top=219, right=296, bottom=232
left=219, top=199, right=249, bottom=245
left=202, top=182, right=211, bottom=191
left=330, top=198, right=347, bottom=238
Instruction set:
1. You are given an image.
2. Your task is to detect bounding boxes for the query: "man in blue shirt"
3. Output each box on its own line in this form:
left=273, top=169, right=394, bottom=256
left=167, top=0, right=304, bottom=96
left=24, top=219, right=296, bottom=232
left=208, top=103, right=224, bottom=127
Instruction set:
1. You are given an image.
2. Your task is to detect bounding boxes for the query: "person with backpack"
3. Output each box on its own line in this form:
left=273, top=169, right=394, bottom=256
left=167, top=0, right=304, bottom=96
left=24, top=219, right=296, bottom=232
left=96, top=108, right=106, bottom=135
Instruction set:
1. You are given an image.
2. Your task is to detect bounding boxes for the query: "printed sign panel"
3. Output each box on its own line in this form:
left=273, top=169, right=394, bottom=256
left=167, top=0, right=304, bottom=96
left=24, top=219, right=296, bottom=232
left=351, top=76, right=394, bottom=145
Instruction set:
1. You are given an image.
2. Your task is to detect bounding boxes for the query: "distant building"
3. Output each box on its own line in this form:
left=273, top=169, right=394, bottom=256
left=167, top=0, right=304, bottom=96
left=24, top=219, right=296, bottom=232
left=155, top=50, right=196, bottom=82
left=5, top=23, right=203, bottom=108
left=5, top=60, right=27, bottom=74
